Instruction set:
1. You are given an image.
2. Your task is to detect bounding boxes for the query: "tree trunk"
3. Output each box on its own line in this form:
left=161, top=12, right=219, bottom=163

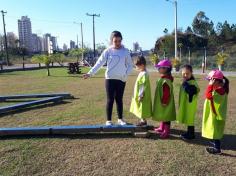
left=47, top=65, right=50, bottom=76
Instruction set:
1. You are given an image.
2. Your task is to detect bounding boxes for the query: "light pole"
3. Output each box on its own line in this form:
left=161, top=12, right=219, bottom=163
left=86, top=13, right=100, bottom=59
left=204, top=46, right=207, bottom=71
left=1, top=10, right=9, bottom=65
left=188, top=47, right=191, bottom=64
left=74, top=21, right=84, bottom=60
left=166, top=0, right=178, bottom=59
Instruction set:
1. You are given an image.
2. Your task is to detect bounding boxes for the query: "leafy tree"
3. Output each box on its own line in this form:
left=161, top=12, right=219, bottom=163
left=50, top=53, right=65, bottom=66
left=149, top=53, right=159, bottom=65
left=31, top=55, right=53, bottom=76
left=69, top=48, right=86, bottom=63
left=192, top=11, right=214, bottom=37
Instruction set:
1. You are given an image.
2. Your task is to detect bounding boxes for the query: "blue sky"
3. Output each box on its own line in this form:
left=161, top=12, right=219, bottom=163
left=1, top=0, right=236, bottom=50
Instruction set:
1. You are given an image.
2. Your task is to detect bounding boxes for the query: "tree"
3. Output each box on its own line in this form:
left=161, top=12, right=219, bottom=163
left=69, top=48, right=85, bottom=63
left=185, top=26, right=193, bottom=34
left=192, top=11, right=214, bottom=38
left=31, top=55, right=53, bottom=76
left=50, top=53, right=65, bottom=66
left=149, top=53, right=159, bottom=65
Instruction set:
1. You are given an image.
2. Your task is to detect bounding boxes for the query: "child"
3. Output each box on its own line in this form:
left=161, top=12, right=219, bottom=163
left=153, top=59, right=176, bottom=138
left=177, top=64, right=200, bottom=140
left=202, top=70, right=229, bottom=154
left=130, top=56, right=152, bottom=126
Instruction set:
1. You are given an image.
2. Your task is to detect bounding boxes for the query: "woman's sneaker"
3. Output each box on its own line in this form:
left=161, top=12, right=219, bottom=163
left=105, top=121, right=113, bottom=126
left=117, top=119, right=127, bottom=126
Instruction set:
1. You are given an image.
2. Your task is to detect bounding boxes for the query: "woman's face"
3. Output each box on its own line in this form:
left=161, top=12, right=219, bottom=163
left=182, top=68, right=192, bottom=80
left=112, top=37, right=122, bottom=49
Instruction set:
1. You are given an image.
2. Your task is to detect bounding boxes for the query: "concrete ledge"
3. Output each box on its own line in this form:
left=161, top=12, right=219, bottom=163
left=0, top=125, right=152, bottom=137
left=0, top=93, right=73, bottom=101
left=0, top=96, right=63, bottom=114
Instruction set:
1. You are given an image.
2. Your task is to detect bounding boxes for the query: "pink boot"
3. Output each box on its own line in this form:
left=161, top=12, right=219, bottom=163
left=154, top=122, right=164, bottom=133
left=160, top=124, right=170, bottom=139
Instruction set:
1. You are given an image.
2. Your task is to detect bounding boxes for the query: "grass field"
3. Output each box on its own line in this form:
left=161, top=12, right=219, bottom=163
left=0, top=67, right=236, bottom=176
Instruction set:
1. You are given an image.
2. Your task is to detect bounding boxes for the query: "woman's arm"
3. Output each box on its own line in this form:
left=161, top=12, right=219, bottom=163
left=126, top=51, right=133, bottom=75
left=87, top=50, right=107, bottom=76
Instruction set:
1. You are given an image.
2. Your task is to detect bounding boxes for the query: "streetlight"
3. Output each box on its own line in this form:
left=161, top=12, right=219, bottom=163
left=86, top=13, right=100, bottom=59
left=188, top=47, right=191, bottom=64
left=202, top=47, right=207, bottom=73
left=73, top=21, right=84, bottom=60
left=166, top=0, right=178, bottom=59
left=204, top=46, right=207, bottom=71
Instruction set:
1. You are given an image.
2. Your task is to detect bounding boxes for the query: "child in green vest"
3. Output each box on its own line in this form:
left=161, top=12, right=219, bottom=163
left=177, top=64, right=200, bottom=140
left=153, top=59, right=176, bottom=139
left=202, top=70, right=229, bottom=154
left=130, top=56, right=152, bottom=126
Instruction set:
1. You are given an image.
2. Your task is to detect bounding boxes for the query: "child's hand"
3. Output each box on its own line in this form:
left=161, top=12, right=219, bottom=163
left=209, top=79, right=215, bottom=85
left=138, top=96, right=143, bottom=103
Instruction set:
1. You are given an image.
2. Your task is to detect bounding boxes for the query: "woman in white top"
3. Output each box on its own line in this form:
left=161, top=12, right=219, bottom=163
left=83, top=31, right=133, bottom=126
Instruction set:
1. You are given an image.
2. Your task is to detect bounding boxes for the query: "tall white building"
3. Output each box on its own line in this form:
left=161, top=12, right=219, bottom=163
left=50, top=36, right=57, bottom=51
left=31, top=33, right=42, bottom=53
left=70, top=40, right=76, bottom=49
left=133, top=42, right=140, bottom=52
left=63, top=44, right=68, bottom=51
left=42, top=33, right=57, bottom=54
left=18, top=16, right=33, bottom=52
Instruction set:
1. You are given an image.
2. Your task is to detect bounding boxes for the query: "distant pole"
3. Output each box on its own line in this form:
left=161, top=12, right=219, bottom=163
left=174, top=0, right=178, bottom=59
left=204, top=47, right=207, bottom=71
left=1, top=10, right=9, bottom=66
left=81, top=22, right=84, bottom=60
left=86, top=13, right=100, bottom=59
left=76, top=34, right=78, bottom=48
left=166, top=0, right=178, bottom=59
left=188, top=47, right=191, bottom=64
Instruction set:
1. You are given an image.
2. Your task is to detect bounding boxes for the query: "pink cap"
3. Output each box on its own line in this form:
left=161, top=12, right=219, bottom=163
left=206, top=70, right=224, bottom=80
left=155, top=59, right=172, bottom=68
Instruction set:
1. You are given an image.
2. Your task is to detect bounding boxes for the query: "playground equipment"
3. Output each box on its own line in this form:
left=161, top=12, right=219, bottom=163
left=0, top=93, right=151, bottom=138
left=68, top=62, right=81, bottom=74
left=0, top=93, right=74, bottom=114
left=0, top=125, right=153, bottom=138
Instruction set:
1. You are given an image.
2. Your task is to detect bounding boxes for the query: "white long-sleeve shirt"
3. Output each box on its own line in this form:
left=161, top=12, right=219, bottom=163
left=88, top=45, right=133, bottom=82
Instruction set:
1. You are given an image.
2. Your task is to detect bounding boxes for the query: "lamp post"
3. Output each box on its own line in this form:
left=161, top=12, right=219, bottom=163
left=86, top=13, right=100, bottom=59
left=73, top=22, right=84, bottom=60
left=188, top=47, right=191, bottom=64
left=166, top=0, right=178, bottom=59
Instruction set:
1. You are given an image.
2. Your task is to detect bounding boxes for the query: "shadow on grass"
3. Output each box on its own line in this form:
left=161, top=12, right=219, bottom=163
left=0, top=101, right=71, bottom=118
left=0, top=126, right=235, bottom=157
left=171, top=129, right=236, bottom=153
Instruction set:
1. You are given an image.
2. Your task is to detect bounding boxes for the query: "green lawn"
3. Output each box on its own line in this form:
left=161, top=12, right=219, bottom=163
left=0, top=67, right=236, bottom=175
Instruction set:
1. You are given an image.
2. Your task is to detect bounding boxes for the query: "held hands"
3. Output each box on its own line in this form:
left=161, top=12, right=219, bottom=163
left=83, top=73, right=91, bottom=79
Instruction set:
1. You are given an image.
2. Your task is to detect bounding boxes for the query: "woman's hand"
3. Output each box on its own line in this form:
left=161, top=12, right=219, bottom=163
left=83, top=73, right=91, bottom=79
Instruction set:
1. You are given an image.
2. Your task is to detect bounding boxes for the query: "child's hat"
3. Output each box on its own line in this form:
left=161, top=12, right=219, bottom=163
left=155, top=59, right=172, bottom=68
left=206, top=70, right=224, bottom=80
